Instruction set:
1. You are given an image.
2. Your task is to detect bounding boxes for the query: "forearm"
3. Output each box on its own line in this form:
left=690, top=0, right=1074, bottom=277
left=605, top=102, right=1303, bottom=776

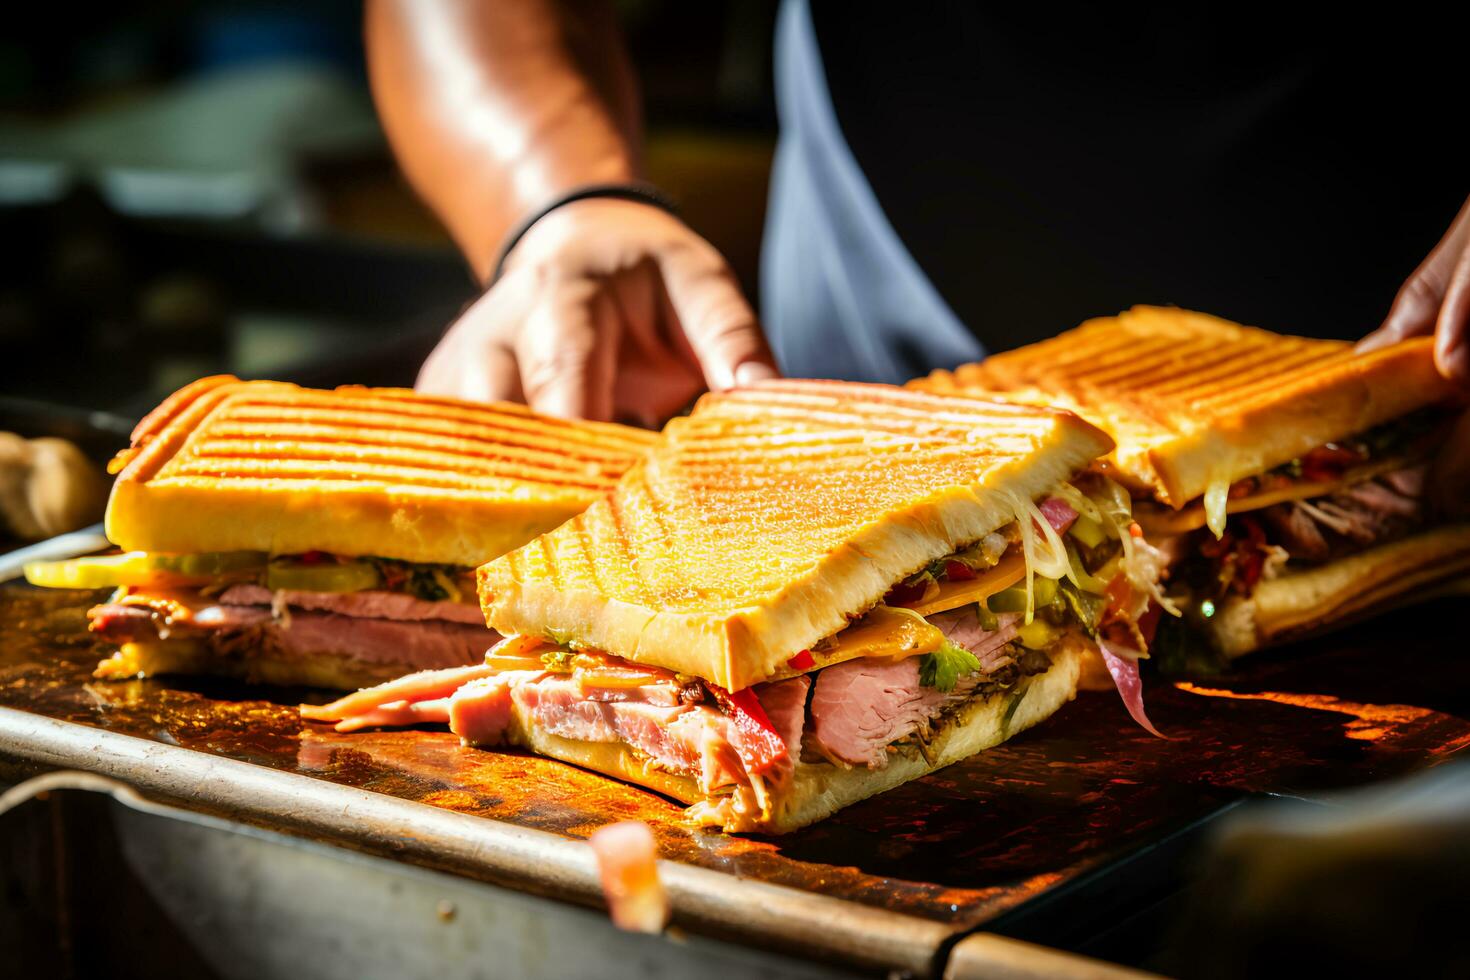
left=366, top=0, right=642, bottom=281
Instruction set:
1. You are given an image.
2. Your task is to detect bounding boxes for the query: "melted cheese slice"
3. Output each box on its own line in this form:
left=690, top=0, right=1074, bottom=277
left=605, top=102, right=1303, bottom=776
left=763, top=553, right=1029, bottom=681
left=906, top=553, right=1027, bottom=617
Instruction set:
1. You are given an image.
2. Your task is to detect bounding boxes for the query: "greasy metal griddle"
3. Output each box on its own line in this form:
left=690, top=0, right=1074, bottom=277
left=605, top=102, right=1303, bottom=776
left=2, top=583, right=1468, bottom=975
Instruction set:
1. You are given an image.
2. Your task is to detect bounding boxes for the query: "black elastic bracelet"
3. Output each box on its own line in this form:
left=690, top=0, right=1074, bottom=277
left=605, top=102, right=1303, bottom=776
left=489, top=182, right=680, bottom=285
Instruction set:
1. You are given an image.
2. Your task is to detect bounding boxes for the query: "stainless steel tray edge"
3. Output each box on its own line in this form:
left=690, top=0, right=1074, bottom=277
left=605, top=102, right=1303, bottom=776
left=0, top=706, right=951, bottom=977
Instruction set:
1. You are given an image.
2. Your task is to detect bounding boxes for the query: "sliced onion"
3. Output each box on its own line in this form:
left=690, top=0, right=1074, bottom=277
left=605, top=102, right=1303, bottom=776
left=1097, top=637, right=1164, bottom=738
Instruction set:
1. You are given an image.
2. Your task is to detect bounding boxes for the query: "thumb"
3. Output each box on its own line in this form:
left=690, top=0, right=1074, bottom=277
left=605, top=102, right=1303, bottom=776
left=657, top=246, right=778, bottom=391
left=1361, top=198, right=1470, bottom=354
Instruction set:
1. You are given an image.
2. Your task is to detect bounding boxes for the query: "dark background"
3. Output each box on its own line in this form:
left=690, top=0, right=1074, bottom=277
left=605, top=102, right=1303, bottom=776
left=0, top=1, right=780, bottom=417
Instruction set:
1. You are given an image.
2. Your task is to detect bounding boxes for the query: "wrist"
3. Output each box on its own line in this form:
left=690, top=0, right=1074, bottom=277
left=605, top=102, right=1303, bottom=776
left=490, top=183, right=679, bottom=285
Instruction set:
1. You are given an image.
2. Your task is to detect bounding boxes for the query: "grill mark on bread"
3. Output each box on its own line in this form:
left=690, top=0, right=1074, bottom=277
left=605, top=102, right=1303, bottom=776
left=187, top=439, right=620, bottom=488
left=911, top=306, right=1455, bottom=508
left=218, top=408, right=650, bottom=461
left=1189, top=346, right=1347, bottom=407
left=109, top=376, right=656, bottom=567
left=158, top=457, right=611, bottom=492
left=226, top=391, right=654, bottom=447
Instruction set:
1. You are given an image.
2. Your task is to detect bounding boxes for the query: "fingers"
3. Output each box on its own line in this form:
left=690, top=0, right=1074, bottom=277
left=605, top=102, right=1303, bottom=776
left=416, top=299, right=521, bottom=403
left=1362, top=197, right=1470, bottom=357
left=513, top=283, right=620, bottom=421
left=1360, top=256, right=1453, bottom=353
left=1434, top=242, right=1470, bottom=383
left=1428, top=409, right=1470, bottom=520
left=656, top=245, right=778, bottom=391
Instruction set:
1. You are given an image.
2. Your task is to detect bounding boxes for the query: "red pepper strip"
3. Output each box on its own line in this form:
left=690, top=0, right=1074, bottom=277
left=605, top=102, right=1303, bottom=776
left=708, top=684, right=788, bottom=775
left=299, top=550, right=328, bottom=565
left=1236, top=515, right=1268, bottom=593
left=945, top=560, right=977, bottom=581
left=1300, top=445, right=1364, bottom=483
left=785, top=649, right=814, bottom=671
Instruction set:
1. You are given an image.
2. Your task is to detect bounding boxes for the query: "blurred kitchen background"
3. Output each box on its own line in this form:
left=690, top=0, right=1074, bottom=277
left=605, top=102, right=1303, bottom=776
left=0, top=1, right=778, bottom=418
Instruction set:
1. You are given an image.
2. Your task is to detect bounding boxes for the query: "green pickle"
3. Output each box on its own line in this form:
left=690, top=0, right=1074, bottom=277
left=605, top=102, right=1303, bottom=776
left=1068, top=513, right=1108, bottom=549
left=265, top=558, right=379, bottom=593
left=1016, top=619, right=1059, bottom=649
left=24, top=551, right=265, bottom=589
left=986, top=577, right=1058, bottom=614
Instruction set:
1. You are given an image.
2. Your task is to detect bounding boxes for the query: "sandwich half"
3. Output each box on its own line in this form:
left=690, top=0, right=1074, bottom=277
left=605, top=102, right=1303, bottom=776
left=306, top=381, right=1165, bottom=833
left=914, top=306, right=1468, bottom=660
left=24, top=376, right=656, bottom=688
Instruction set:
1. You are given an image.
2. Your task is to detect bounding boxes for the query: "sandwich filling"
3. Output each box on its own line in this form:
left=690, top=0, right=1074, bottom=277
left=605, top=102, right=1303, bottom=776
left=25, top=550, right=495, bottom=683
left=303, top=476, right=1167, bottom=830
left=1135, top=409, right=1453, bottom=617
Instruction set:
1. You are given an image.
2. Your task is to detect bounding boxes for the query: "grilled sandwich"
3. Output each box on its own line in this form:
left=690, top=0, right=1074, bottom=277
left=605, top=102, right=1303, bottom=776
left=915, top=306, right=1469, bottom=660
left=306, top=381, right=1166, bottom=833
left=24, top=376, right=657, bottom=688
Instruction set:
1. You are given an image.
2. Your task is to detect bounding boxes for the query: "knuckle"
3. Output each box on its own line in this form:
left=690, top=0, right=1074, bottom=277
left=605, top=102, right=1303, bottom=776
left=1403, top=267, right=1448, bottom=308
left=519, top=341, right=597, bottom=398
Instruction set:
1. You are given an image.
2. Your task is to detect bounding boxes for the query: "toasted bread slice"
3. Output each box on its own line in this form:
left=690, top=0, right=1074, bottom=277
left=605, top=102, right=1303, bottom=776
left=1203, top=525, right=1470, bottom=658
left=914, top=307, right=1456, bottom=509
left=478, top=380, right=1112, bottom=690
left=106, top=377, right=657, bottom=567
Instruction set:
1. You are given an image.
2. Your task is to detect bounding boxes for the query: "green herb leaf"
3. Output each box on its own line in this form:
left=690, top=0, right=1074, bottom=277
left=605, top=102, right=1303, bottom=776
left=918, top=639, right=981, bottom=693
left=540, top=648, right=576, bottom=672
left=1057, top=580, right=1106, bottom=638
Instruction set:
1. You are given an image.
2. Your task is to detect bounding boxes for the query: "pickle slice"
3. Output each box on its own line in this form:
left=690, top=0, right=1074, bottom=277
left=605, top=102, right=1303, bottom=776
left=1016, top=618, right=1060, bottom=650
left=987, top=576, right=1058, bottom=613
left=24, top=551, right=266, bottom=590
left=265, top=559, right=380, bottom=593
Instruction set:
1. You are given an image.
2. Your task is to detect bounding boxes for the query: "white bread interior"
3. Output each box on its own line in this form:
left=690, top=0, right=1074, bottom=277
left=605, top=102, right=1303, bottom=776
left=1204, top=525, right=1470, bottom=658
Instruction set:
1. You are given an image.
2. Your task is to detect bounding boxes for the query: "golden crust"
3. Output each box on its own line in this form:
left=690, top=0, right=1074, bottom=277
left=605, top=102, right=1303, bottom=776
left=1204, top=526, right=1470, bottom=658
left=478, top=380, right=1113, bottom=690
left=489, top=639, right=1085, bottom=834
left=105, top=376, right=657, bottom=567
left=913, top=307, right=1458, bottom=508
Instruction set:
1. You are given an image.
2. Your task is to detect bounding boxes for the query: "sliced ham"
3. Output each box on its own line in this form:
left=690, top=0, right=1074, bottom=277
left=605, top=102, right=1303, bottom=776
left=90, top=583, right=498, bottom=680
left=331, top=697, right=452, bottom=733
left=301, top=663, right=505, bottom=723
left=755, top=675, right=810, bottom=761
left=218, top=585, right=485, bottom=625
left=1261, top=467, right=1426, bottom=561
left=270, top=613, right=490, bottom=668
left=89, top=601, right=273, bottom=641
left=927, top=609, right=1020, bottom=672
left=808, top=657, right=958, bottom=768
left=809, top=610, right=1023, bottom=768
left=303, top=661, right=804, bottom=798
left=192, top=605, right=276, bottom=630
left=1262, top=502, right=1331, bottom=560
left=449, top=673, right=527, bottom=744
left=1384, top=464, right=1428, bottom=499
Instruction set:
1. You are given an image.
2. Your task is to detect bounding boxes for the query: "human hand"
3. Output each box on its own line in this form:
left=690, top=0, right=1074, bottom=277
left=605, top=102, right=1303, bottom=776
left=1359, top=195, right=1470, bottom=517
left=416, top=197, right=777, bottom=425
